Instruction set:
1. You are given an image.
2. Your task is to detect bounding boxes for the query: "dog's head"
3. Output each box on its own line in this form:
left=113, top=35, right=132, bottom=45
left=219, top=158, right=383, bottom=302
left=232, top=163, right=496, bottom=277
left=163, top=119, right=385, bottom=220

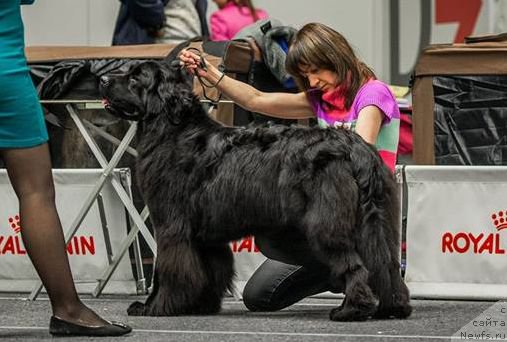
left=99, top=61, right=193, bottom=124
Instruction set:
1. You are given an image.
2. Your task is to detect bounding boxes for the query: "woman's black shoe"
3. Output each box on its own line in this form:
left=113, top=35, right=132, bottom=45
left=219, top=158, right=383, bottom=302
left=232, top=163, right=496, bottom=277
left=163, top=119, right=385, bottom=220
left=49, top=316, right=132, bottom=337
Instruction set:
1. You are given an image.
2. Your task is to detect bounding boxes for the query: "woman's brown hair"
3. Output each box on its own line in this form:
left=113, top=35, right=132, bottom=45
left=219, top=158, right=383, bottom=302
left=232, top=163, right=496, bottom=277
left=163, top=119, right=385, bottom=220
left=233, top=0, right=260, bottom=21
left=286, top=23, right=376, bottom=110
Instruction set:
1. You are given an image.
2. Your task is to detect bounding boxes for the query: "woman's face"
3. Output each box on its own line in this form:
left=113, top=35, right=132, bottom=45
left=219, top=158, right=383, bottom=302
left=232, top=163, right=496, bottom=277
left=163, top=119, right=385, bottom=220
left=300, top=65, right=339, bottom=93
left=213, top=0, right=229, bottom=9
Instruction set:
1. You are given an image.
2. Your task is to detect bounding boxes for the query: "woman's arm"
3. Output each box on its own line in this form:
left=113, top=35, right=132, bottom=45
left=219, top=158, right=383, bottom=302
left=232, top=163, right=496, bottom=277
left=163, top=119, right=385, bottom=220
left=179, top=49, right=314, bottom=119
left=355, top=105, right=383, bottom=144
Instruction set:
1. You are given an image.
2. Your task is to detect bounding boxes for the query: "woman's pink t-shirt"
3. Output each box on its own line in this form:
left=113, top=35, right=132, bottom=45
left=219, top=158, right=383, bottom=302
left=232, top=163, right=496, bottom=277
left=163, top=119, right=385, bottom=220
left=308, top=80, right=400, bottom=172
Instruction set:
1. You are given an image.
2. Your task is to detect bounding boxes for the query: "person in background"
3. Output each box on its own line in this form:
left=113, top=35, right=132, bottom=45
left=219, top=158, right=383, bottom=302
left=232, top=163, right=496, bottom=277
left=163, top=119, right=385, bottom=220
left=1, top=0, right=131, bottom=336
left=179, top=22, right=400, bottom=311
left=155, top=0, right=209, bottom=44
left=112, top=0, right=168, bottom=45
left=210, top=0, right=268, bottom=41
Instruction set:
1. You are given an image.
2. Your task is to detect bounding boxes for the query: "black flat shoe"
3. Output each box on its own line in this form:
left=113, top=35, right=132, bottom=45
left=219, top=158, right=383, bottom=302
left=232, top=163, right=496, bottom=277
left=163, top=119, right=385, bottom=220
left=49, top=316, right=132, bottom=337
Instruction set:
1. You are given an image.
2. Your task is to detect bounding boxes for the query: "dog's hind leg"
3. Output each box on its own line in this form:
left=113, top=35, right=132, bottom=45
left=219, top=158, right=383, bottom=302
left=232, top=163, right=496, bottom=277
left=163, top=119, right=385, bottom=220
left=367, top=224, right=411, bottom=319
left=372, top=260, right=412, bottom=319
left=302, top=175, right=377, bottom=321
left=363, top=253, right=412, bottom=319
left=356, top=174, right=412, bottom=319
left=308, top=239, right=378, bottom=321
left=326, top=252, right=377, bottom=321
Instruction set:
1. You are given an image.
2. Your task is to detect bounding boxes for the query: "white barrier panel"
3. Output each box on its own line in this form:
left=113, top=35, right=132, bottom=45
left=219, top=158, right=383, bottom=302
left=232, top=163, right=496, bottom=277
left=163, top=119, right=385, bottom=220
left=0, top=169, right=136, bottom=294
left=231, top=236, right=266, bottom=296
left=404, top=165, right=507, bottom=300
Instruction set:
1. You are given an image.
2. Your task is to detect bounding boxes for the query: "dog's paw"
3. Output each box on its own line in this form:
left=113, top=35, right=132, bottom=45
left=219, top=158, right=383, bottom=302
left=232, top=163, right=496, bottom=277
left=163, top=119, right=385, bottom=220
left=374, top=303, right=413, bottom=319
left=127, top=301, right=146, bottom=316
left=329, top=302, right=376, bottom=322
left=398, top=303, right=413, bottom=318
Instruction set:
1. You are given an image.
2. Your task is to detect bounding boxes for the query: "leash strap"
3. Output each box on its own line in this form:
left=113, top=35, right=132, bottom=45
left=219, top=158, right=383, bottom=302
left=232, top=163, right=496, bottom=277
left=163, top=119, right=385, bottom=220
left=185, top=47, right=224, bottom=107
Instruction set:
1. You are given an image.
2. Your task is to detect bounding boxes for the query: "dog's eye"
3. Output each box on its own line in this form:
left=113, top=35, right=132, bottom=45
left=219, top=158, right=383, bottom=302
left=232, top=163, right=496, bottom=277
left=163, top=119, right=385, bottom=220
left=129, top=78, right=138, bottom=86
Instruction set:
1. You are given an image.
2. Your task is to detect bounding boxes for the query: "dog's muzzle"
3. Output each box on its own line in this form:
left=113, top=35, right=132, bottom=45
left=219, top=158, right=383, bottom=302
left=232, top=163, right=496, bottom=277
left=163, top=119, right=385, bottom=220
left=99, top=76, right=144, bottom=121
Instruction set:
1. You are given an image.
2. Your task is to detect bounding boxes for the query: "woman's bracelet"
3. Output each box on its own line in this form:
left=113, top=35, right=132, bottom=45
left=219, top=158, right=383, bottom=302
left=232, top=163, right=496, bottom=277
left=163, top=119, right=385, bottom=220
left=200, top=72, right=225, bottom=89
left=213, top=72, right=225, bottom=88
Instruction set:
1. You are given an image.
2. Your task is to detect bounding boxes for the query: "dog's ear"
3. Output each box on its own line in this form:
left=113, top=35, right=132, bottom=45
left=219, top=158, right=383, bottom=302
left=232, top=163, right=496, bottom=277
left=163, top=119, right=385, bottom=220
left=144, top=62, right=193, bottom=125
left=145, top=76, right=165, bottom=117
left=153, top=65, right=185, bottom=125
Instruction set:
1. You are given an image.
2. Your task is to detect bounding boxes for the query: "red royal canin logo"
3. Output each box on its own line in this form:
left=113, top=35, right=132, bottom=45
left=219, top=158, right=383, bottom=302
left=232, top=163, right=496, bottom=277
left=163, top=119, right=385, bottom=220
left=1, top=214, right=97, bottom=256
left=230, top=236, right=260, bottom=253
left=8, top=215, right=21, bottom=234
left=491, top=210, right=507, bottom=231
left=441, top=211, right=506, bottom=255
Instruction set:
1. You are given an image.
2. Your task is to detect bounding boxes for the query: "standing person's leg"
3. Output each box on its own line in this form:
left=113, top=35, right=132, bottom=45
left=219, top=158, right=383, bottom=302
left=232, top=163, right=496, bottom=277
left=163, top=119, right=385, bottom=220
left=0, top=143, right=131, bottom=336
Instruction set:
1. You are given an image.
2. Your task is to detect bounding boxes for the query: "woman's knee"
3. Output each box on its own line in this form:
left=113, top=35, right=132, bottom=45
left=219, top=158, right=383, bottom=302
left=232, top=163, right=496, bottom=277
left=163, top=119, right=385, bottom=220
left=13, top=174, right=54, bottom=200
left=242, top=259, right=305, bottom=312
left=242, top=258, right=333, bottom=312
left=242, top=278, right=272, bottom=312
left=1, top=145, right=55, bottom=200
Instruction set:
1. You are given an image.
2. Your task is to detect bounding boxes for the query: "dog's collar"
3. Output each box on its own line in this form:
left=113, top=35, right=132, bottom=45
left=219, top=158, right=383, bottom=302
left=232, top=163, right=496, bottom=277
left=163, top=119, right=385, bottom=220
left=104, top=103, right=143, bottom=121
left=117, top=111, right=143, bottom=121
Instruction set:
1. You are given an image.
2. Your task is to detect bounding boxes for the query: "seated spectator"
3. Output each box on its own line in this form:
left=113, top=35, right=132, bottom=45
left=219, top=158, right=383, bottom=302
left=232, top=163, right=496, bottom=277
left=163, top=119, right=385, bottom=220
left=112, top=0, right=169, bottom=45
left=155, top=0, right=209, bottom=44
left=210, top=0, right=268, bottom=41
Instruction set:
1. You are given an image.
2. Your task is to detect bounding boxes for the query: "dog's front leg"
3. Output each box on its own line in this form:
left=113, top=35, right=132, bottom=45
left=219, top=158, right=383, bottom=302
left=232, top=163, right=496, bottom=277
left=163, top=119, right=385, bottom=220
left=128, top=239, right=234, bottom=316
left=129, top=239, right=209, bottom=316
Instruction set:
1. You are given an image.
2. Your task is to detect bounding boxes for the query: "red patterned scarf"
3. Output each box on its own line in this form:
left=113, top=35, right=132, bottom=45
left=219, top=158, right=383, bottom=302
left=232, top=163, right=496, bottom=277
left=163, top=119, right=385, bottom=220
left=321, top=85, right=348, bottom=119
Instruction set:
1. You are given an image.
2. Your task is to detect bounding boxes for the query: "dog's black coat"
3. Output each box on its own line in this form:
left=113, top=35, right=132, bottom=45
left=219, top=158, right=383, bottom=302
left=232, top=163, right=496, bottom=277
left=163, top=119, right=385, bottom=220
left=100, top=61, right=412, bottom=321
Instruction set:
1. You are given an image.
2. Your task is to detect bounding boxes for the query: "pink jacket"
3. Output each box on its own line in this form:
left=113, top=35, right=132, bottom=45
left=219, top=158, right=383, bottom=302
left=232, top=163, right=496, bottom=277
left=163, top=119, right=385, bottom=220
left=210, top=2, right=268, bottom=41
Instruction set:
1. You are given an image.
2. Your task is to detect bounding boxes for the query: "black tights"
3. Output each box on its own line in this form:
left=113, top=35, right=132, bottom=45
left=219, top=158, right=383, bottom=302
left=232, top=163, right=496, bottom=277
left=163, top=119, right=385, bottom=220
left=1, top=143, right=108, bottom=326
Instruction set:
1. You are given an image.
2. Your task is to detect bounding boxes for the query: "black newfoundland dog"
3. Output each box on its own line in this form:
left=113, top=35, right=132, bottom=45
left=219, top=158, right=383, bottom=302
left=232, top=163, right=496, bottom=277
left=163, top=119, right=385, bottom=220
left=99, top=61, right=412, bottom=321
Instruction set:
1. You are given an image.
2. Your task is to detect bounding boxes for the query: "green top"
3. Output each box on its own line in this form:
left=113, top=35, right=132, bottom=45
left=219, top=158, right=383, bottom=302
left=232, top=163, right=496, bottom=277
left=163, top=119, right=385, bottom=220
left=0, top=0, right=48, bottom=148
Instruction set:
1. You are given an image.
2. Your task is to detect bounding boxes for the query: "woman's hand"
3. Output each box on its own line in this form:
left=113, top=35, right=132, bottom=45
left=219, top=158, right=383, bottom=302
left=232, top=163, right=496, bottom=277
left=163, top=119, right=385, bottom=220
left=178, top=49, right=208, bottom=78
